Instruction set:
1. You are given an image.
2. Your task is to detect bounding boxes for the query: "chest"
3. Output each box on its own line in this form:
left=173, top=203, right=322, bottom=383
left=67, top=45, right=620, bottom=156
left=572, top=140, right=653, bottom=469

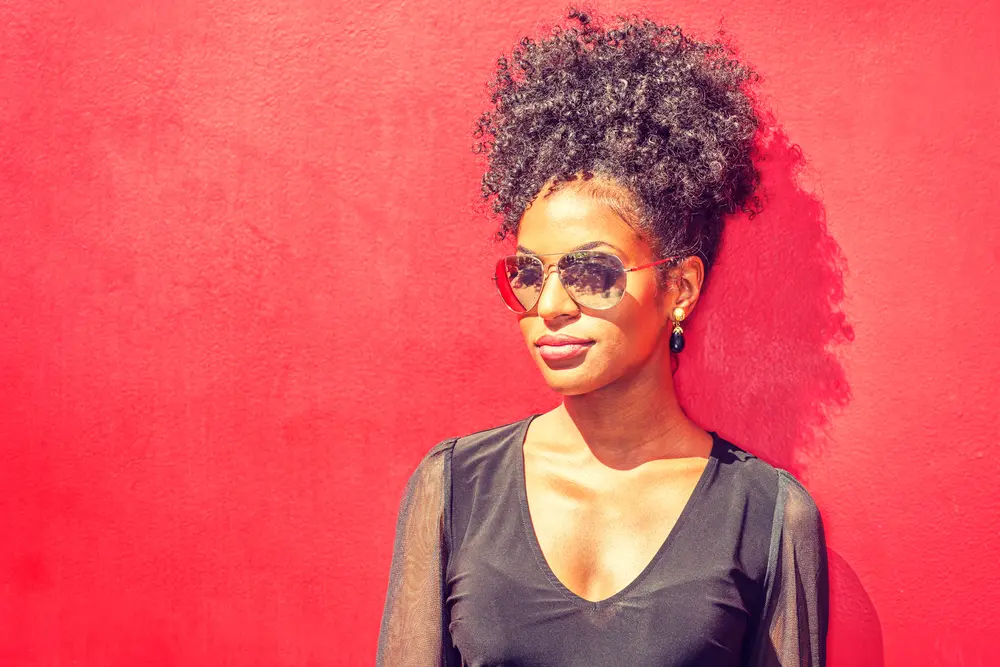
left=442, top=422, right=774, bottom=667
left=523, top=451, right=708, bottom=603
left=446, top=509, right=752, bottom=667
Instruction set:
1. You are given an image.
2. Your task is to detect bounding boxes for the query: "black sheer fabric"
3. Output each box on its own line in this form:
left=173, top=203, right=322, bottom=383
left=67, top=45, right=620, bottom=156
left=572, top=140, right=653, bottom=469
left=377, top=414, right=828, bottom=666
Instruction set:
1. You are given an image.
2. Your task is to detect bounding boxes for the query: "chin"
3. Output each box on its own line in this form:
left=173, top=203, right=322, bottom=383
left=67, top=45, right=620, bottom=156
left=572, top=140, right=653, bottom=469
left=544, top=382, right=594, bottom=397
left=538, top=366, right=606, bottom=396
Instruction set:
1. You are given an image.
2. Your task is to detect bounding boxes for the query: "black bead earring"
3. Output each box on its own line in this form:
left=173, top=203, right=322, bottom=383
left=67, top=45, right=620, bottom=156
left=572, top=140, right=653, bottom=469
left=669, top=307, right=686, bottom=353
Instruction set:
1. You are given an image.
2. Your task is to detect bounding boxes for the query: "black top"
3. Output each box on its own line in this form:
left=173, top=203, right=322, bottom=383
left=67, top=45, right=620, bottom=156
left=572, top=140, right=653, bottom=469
left=377, top=413, right=828, bottom=667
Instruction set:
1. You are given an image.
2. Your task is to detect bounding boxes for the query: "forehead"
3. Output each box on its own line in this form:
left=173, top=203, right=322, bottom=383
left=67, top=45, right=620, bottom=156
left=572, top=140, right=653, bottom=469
left=516, top=185, right=644, bottom=258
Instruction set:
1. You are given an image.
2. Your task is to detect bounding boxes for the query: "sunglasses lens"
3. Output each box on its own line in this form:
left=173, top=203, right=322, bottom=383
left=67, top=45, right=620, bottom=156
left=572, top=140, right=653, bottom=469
left=495, top=255, right=544, bottom=312
left=560, top=251, right=627, bottom=309
left=494, top=251, right=628, bottom=312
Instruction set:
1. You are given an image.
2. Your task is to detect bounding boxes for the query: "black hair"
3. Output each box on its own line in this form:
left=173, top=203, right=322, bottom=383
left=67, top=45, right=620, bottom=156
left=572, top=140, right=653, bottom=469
left=475, top=8, right=764, bottom=287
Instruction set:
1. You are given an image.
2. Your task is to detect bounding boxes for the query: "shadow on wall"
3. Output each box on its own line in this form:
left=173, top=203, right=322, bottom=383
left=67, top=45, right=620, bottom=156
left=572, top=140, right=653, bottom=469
left=675, top=121, right=879, bottom=664
left=827, top=549, right=885, bottom=667
left=675, top=121, right=854, bottom=478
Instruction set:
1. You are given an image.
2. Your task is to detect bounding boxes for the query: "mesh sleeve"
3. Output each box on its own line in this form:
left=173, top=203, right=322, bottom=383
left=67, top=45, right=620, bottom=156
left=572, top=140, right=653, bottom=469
left=747, top=469, right=830, bottom=667
left=376, top=440, right=459, bottom=667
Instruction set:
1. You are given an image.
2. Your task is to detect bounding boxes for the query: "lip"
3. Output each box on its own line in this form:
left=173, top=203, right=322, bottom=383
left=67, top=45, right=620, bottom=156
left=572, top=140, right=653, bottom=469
left=535, top=334, right=594, bottom=346
left=537, top=342, right=593, bottom=361
left=535, top=335, right=595, bottom=362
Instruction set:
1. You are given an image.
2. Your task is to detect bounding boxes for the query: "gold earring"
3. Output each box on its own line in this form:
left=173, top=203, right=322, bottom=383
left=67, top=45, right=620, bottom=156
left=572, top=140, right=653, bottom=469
left=670, top=307, right=686, bottom=353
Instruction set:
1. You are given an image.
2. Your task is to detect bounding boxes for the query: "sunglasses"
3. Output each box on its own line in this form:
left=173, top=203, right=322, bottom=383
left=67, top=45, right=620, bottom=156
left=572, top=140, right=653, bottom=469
left=493, top=250, right=680, bottom=313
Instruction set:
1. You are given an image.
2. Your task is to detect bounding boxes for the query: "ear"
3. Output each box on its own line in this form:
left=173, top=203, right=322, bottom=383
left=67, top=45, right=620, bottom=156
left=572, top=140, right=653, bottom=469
left=667, top=256, right=705, bottom=320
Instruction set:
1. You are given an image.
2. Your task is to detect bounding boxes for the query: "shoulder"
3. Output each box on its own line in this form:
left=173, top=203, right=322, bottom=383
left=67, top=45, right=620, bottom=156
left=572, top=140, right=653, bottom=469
left=401, top=438, right=455, bottom=502
left=450, top=413, right=535, bottom=469
left=451, top=414, right=534, bottom=450
left=774, top=469, right=825, bottom=538
left=415, top=437, right=457, bottom=469
left=712, top=433, right=782, bottom=508
left=409, top=414, right=533, bottom=481
left=712, top=433, right=824, bottom=528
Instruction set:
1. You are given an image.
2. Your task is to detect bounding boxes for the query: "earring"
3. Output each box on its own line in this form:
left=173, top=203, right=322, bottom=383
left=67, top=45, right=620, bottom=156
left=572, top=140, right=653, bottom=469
left=670, top=307, right=686, bottom=353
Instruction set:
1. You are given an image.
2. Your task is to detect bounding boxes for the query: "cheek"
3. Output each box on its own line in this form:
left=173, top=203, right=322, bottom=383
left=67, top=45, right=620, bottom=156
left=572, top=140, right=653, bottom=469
left=517, top=317, right=532, bottom=342
left=609, top=308, right=659, bottom=348
left=608, top=296, right=667, bottom=354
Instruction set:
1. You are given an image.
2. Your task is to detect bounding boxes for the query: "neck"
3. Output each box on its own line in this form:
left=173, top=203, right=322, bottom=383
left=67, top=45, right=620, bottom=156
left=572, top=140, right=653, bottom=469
left=556, top=338, right=707, bottom=468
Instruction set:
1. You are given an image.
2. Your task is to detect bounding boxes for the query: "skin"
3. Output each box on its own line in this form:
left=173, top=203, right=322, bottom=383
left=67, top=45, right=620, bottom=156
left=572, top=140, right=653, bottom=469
left=514, top=178, right=716, bottom=603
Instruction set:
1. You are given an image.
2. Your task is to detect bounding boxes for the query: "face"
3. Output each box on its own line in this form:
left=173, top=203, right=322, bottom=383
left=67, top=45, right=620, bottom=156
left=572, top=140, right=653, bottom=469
left=513, top=183, right=677, bottom=396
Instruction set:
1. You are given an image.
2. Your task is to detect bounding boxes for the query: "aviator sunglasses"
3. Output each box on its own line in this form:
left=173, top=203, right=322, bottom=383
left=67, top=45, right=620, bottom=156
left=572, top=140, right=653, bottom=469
left=493, top=249, right=680, bottom=313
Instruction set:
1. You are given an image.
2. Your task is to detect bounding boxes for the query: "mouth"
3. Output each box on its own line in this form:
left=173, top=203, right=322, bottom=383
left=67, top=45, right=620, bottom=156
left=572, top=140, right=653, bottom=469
left=536, top=341, right=595, bottom=362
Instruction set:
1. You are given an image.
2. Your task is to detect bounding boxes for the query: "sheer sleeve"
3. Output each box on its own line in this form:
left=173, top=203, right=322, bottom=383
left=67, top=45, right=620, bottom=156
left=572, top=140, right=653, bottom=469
left=747, top=469, right=830, bottom=667
left=376, top=439, right=459, bottom=667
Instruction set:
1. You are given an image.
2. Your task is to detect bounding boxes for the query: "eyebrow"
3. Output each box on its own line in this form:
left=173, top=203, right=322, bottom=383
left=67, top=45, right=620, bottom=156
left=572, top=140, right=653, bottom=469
left=516, top=240, right=626, bottom=255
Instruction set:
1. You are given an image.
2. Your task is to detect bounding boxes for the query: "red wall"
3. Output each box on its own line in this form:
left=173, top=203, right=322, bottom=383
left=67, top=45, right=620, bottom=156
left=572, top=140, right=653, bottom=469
left=1, top=0, right=998, bottom=665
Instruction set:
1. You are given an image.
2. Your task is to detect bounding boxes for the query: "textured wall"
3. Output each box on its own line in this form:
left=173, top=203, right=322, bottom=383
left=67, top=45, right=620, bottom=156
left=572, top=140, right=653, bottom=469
left=1, top=0, right=997, bottom=665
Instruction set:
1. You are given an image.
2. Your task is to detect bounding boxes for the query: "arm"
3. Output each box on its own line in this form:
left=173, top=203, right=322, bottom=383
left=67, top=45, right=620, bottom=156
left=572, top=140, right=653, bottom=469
left=376, top=440, right=459, bottom=667
left=747, top=470, right=830, bottom=667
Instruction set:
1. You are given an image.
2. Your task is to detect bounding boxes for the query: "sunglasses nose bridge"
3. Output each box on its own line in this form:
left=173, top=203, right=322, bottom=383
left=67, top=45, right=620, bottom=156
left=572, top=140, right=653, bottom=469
left=533, top=259, right=579, bottom=313
left=526, top=257, right=560, bottom=291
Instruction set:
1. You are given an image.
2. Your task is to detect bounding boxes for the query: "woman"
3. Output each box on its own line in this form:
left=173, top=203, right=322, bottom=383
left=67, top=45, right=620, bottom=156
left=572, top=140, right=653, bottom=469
left=377, top=10, right=828, bottom=666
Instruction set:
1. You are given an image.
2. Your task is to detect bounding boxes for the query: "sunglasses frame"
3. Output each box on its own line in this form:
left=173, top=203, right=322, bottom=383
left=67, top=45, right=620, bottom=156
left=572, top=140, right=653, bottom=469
left=492, top=250, right=682, bottom=313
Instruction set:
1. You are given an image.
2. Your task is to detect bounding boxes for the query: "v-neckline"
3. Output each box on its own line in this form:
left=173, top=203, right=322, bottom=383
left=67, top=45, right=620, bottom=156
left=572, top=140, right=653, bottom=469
left=514, top=412, right=722, bottom=607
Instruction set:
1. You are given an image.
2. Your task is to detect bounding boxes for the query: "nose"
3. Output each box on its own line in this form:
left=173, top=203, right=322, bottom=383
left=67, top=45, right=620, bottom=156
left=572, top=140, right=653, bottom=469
left=534, top=263, right=580, bottom=318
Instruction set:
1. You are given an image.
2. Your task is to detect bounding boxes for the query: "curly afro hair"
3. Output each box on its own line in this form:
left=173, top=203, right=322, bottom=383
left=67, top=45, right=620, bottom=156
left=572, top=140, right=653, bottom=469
left=475, top=9, right=764, bottom=288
